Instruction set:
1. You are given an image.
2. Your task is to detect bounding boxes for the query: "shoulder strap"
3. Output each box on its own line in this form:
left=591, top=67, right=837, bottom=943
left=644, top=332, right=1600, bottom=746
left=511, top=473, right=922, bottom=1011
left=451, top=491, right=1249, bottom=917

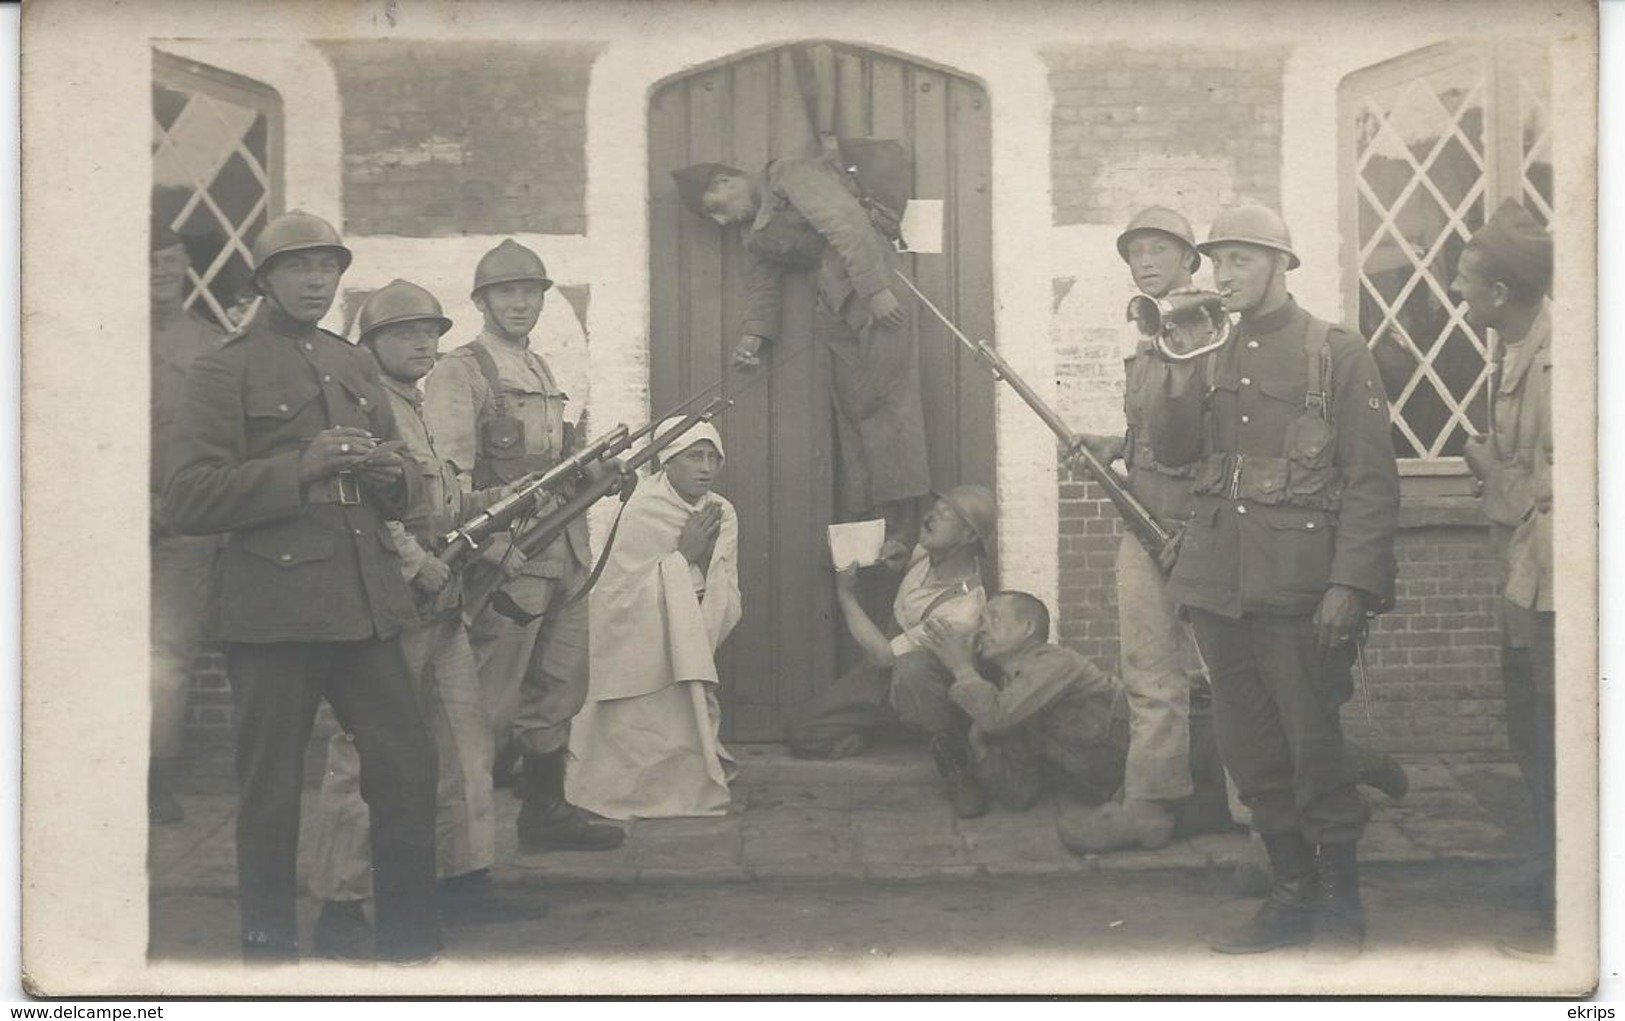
left=921, top=576, right=975, bottom=622
left=465, top=341, right=507, bottom=416
left=1303, top=317, right=1333, bottom=422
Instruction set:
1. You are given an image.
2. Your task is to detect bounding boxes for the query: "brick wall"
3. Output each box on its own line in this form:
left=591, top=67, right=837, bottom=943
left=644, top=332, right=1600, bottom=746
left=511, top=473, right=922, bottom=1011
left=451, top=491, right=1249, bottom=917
left=1044, top=46, right=1286, bottom=227
left=184, top=641, right=233, bottom=749
left=316, top=41, right=601, bottom=237
left=1057, top=458, right=1510, bottom=761
left=1056, top=469, right=1124, bottom=675
left=1352, top=525, right=1508, bottom=759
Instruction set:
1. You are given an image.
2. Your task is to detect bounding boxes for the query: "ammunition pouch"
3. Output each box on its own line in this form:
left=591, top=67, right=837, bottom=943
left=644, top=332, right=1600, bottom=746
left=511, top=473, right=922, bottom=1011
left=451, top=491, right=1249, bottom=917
left=466, top=340, right=565, bottom=489
left=1191, top=452, right=1343, bottom=512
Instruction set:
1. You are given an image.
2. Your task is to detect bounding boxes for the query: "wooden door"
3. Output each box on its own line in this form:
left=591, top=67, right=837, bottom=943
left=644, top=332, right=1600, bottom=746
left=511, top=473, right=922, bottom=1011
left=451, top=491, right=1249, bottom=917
left=648, top=42, right=995, bottom=741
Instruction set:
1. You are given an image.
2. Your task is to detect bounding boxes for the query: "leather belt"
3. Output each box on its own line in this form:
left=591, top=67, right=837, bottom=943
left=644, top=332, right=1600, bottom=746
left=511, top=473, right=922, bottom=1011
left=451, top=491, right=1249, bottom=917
left=305, top=471, right=362, bottom=506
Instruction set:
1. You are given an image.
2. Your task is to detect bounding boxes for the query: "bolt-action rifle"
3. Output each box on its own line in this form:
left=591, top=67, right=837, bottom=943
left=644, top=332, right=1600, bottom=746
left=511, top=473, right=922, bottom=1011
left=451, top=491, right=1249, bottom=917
left=432, top=425, right=632, bottom=569
left=434, top=386, right=727, bottom=569
left=893, top=270, right=1180, bottom=570
left=465, top=396, right=734, bottom=622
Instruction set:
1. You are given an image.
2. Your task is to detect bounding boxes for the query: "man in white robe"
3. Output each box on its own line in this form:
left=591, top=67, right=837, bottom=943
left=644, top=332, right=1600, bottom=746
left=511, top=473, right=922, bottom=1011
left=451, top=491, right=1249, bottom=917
left=566, top=420, right=742, bottom=819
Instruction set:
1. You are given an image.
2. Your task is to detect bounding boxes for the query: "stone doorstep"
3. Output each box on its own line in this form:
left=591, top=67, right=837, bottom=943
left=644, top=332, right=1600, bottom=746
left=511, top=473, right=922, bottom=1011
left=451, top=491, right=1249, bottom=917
left=730, top=743, right=939, bottom=786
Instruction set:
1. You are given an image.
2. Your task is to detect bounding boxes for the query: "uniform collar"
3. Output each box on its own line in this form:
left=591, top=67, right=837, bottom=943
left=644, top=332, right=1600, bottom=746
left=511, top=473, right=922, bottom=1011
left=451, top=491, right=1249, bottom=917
left=1498, top=303, right=1551, bottom=394
left=479, top=327, right=532, bottom=352
left=999, top=640, right=1049, bottom=678
left=380, top=374, right=424, bottom=406
left=1240, top=296, right=1301, bottom=338
left=263, top=304, right=321, bottom=341
left=918, top=547, right=981, bottom=590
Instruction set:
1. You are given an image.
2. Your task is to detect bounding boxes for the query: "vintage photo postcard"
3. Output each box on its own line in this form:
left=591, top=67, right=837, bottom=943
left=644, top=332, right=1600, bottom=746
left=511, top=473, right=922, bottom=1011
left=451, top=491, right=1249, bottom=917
left=19, top=0, right=1599, bottom=998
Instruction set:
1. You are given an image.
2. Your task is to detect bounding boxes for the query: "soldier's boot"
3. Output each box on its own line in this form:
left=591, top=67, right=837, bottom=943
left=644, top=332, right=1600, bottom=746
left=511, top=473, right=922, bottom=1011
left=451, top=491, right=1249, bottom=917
left=1348, top=741, right=1409, bottom=801
left=1210, top=832, right=1318, bottom=954
left=1312, top=841, right=1366, bottom=960
left=929, top=732, right=989, bottom=820
left=516, top=749, right=626, bottom=853
left=492, top=740, right=521, bottom=790
left=1057, top=800, right=1176, bottom=855
left=148, top=758, right=185, bottom=825
left=1229, top=831, right=1275, bottom=898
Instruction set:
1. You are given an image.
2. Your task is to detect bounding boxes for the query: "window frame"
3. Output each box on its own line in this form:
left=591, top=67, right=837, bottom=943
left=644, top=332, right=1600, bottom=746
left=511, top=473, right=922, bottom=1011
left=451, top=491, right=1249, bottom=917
left=152, top=49, right=285, bottom=328
left=1337, top=39, right=1548, bottom=506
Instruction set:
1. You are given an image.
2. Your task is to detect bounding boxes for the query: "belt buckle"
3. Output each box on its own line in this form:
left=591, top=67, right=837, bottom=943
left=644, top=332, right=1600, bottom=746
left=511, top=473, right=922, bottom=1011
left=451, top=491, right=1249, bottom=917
left=336, top=471, right=362, bottom=506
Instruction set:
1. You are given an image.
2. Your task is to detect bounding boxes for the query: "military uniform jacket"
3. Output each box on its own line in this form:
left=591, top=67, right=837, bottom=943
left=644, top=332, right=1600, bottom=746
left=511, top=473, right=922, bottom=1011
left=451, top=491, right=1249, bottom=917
left=1482, top=306, right=1553, bottom=615
left=422, top=331, right=589, bottom=578
left=1148, top=298, right=1400, bottom=618
left=151, top=308, right=224, bottom=531
left=162, top=308, right=419, bottom=643
left=1121, top=326, right=1197, bottom=525
left=378, top=375, right=503, bottom=620
left=740, top=155, right=895, bottom=340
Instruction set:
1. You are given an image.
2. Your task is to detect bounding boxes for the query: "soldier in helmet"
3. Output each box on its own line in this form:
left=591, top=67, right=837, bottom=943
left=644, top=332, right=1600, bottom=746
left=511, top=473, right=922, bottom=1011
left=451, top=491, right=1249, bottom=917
left=1071, top=206, right=1209, bottom=850
left=422, top=240, right=625, bottom=853
left=1451, top=200, right=1555, bottom=958
left=1144, top=204, right=1400, bottom=958
left=671, top=158, right=932, bottom=555
left=1068, top=209, right=1408, bottom=859
left=162, top=213, right=439, bottom=962
left=148, top=219, right=224, bottom=825
left=309, top=280, right=523, bottom=956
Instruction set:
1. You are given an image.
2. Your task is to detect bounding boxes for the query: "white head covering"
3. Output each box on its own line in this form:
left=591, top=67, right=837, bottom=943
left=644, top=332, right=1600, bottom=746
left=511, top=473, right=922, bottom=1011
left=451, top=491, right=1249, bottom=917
left=649, top=415, right=725, bottom=472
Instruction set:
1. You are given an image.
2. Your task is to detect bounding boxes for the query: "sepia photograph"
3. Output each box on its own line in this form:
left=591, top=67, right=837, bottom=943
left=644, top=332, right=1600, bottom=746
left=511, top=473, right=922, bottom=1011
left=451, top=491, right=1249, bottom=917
left=18, top=0, right=1600, bottom=999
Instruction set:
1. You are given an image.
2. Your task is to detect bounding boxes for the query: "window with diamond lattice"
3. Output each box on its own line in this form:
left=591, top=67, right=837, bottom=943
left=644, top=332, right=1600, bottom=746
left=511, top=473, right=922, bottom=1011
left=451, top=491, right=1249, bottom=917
left=1339, top=41, right=1551, bottom=473
left=152, top=52, right=283, bottom=331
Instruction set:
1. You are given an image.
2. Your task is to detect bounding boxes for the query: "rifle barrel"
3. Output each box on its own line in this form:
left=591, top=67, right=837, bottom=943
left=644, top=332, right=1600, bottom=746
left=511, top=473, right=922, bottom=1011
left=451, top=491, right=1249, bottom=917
left=896, top=269, right=1177, bottom=564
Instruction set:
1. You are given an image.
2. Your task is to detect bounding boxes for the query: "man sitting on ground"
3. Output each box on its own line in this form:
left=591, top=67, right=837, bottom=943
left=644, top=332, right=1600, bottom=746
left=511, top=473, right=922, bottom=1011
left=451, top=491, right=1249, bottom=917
left=916, top=591, right=1131, bottom=812
left=785, top=486, right=994, bottom=818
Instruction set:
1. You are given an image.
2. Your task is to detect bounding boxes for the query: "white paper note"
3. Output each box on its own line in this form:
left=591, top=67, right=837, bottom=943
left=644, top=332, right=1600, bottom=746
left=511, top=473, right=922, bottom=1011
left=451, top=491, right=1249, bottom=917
left=899, top=199, right=944, bottom=254
left=827, top=518, right=888, bottom=570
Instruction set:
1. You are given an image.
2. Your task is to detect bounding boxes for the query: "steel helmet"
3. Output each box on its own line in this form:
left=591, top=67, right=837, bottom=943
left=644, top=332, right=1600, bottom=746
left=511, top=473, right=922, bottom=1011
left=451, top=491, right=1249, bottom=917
left=1197, top=204, right=1300, bottom=270
left=936, top=483, right=998, bottom=555
left=357, top=279, right=453, bottom=343
left=1116, top=206, right=1201, bottom=269
left=471, top=239, right=553, bottom=299
left=250, top=210, right=352, bottom=275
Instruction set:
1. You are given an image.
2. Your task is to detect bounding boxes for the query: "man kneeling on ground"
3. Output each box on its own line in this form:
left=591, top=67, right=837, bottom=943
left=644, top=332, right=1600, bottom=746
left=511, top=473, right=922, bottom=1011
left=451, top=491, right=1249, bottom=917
left=784, top=486, right=994, bottom=818
left=916, top=592, right=1131, bottom=813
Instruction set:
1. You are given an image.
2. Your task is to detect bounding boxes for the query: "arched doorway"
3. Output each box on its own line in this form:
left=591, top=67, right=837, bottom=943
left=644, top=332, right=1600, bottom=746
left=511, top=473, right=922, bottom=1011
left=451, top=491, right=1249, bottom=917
left=647, top=41, right=995, bottom=741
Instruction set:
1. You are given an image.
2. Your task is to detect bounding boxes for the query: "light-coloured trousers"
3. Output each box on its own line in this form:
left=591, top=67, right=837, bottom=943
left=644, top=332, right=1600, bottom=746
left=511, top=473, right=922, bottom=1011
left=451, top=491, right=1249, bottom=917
left=1115, top=533, right=1197, bottom=802
left=309, top=614, right=494, bottom=900
left=150, top=534, right=218, bottom=760
left=468, top=568, right=590, bottom=758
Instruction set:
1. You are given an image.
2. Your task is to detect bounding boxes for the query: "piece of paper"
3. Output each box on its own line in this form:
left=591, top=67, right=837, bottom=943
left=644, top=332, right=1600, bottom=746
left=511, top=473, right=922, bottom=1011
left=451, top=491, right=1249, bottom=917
left=899, top=199, right=944, bottom=254
left=828, top=518, right=887, bottom=569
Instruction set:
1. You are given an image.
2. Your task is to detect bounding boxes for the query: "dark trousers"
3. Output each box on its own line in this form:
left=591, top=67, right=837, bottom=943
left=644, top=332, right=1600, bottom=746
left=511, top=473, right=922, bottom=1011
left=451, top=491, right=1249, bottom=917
left=227, top=639, right=439, bottom=959
left=1502, top=611, right=1556, bottom=901
left=1189, top=609, right=1367, bottom=845
left=784, top=651, right=959, bottom=757
left=974, top=698, right=1130, bottom=811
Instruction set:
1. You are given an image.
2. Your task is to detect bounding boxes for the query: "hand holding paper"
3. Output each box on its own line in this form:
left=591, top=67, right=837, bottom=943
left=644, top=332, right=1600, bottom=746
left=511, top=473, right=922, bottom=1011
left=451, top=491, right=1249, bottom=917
left=827, top=518, right=887, bottom=570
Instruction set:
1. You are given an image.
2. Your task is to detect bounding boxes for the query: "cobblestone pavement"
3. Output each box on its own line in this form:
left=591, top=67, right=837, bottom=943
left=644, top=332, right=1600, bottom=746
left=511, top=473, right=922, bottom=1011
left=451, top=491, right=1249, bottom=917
left=149, top=744, right=1534, bottom=895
